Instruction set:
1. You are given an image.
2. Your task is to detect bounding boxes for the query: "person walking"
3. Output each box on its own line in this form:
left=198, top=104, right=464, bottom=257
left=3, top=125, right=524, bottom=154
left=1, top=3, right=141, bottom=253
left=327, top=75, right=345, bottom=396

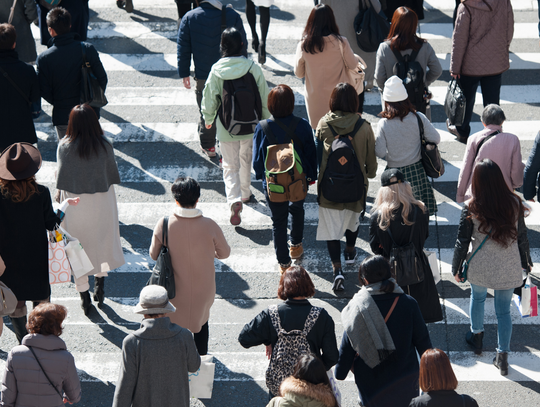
left=452, top=159, right=532, bottom=375
left=202, top=27, right=270, bottom=225
left=112, top=285, right=201, bottom=407
left=447, top=0, right=514, bottom=142
left=0, top=0, right=37, bottom=63
left=56, top=104, right=125, bottom=316
left=252, top=84, right=317, bottom=273
left=177, top=0, right=247, bottom=158
left=523, top=130, right=540, bottom=202
left=149, top=176, right=230, bottom=355
left=245, top=0, right=272, bottom=64
left=316, top=82, right=377, bottom=291
left=369, top=169, right=443, bottom=323
left=37, top=0, right=89, bottom=45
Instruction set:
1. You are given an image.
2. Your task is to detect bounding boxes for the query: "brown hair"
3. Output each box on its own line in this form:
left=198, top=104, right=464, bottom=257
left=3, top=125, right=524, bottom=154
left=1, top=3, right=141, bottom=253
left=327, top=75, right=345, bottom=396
left=301, top=4, right=341, bottom=54
left=277, top=266, right=316, bottom=300
left=65, top=104, right=108, bottom=160
left=268, top=85, right=295, bottom=118
left=380, top=99, right=416, bottom=120
left=329, top=83, right=359, bottom=113
left=0, top=177, right=39, bottom=203
left=0, top=23, right=16, bottom=50
left=387, top=7, right=425, bottom=52
left=419, top=349, right=458, bottom=391
left=27, top=303, right=67, bottom=336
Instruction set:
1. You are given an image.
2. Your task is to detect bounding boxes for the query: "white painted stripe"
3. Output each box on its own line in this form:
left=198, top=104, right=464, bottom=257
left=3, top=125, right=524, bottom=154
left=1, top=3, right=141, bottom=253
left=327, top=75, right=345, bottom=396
left=88, top=0, right=317, bottom=8
left=419, top=23, right=538, bottom=40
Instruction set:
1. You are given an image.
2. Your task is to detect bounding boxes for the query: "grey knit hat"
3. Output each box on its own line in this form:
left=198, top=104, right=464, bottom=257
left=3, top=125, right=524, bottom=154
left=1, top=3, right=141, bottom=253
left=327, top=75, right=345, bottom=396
left=134, top=285, right=176, bottom=315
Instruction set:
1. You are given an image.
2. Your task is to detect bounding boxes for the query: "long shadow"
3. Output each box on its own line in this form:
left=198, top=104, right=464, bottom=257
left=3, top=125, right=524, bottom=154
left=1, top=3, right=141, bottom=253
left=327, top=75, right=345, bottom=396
left=216, top=268, right=257, bottom=309
left=234, top=227, right=273, bottom=245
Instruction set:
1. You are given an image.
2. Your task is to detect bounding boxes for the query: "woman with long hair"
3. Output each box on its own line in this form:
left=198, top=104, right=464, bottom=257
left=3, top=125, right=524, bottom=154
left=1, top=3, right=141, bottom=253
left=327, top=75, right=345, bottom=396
left=452, top=159, right=532, bottom=376
left=56, top=104, right=125, bottom=316
left=245, top=0, right=273, bottom=64
left=369, top=168, right=442, bottom=323
left=335, top=255, right=431, bottom=407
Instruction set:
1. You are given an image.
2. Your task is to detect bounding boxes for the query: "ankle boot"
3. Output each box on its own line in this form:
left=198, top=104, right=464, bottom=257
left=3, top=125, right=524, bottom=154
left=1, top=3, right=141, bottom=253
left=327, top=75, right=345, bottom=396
left=80, top=291, right=94, bottom=316
left=93, top=277, right=105, bottom=307
left=465, top=331, right=484, bottom=354
left=258, top=43, right=266, bottom=65
left=332, top=265, right=344, bottom=292
left=493, top=352, right=509, bottom=376
left=9, top=316, right=28, bottom=344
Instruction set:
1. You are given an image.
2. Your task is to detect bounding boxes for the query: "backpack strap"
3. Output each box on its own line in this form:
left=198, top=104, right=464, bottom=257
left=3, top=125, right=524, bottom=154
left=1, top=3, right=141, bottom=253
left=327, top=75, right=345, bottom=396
left=384, top=296, right=399, bottom=322
left=268, top=304, right=285, bottom=333
left=473, top=130, right=500, bottom=162
left=272, top=116, right=304, bottom=150
left=409, top=43, right=422, bottom=62
left=328, top=117, right=365, bottom=139
left=391, top=47, right=405, bottom=63
left=221, top=5, right=228, bottom=32
left=259, top=119, right=278, bottom=145
left=385, top=206, right=417, bottom=247
left=414, top=112, right=425, bottom=145
left=302, top=306, right=322, bottom=335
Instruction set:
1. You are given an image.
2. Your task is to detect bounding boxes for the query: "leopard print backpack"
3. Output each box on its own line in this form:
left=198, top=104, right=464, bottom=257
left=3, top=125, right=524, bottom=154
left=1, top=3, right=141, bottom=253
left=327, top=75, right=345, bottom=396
left=265, top=304, right=322, bottom=396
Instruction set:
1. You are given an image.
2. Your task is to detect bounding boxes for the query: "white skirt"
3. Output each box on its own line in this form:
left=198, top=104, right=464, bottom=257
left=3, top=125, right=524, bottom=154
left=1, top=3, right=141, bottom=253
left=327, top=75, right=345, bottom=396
left=252, top=0, right=274, bottom=7
left=316, top=207, right=362, bottom=241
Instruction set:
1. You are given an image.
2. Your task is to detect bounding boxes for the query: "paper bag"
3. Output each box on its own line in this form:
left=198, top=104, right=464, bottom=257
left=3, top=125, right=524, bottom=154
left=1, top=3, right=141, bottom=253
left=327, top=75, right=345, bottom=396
left=424, top=250, right=440, bottom=285
left=48, top=233, right=71, bottom=284
left=64, top=238, right=94, bottom=279
left=513, top=276, right=538, bottom=318
left=189, top=355, right=215, bottom=399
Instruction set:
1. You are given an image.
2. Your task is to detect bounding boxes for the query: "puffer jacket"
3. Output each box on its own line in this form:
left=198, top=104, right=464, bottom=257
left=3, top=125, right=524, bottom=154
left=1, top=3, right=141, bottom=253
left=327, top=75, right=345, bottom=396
left=450, top=0, right=513, bottom=76
left=266, top=377, right=337, bottom=407
left=1, top=334, right=81, bottom=407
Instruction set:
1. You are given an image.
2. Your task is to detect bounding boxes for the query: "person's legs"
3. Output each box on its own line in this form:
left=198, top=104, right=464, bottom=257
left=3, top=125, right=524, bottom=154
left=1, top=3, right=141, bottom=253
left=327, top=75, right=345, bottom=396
left=494, top=288, right=514, bottom=353
left=9, top=302, right=28, bottom=344
left=479, top=73, right=502, bottom=107
left=265, top=192, right=292, bottom=267
left=289, top=199, right=305, bottom=246
left=455, top=75, right=480, bottom=139
left=245, top=0, right=259, bottom=51
left=193, top=321, right=209, bottom=355
left=238, top=138, right=253, bottom=201
left=220, top=140, right=242, bottom=205
left=327, top=240, right=344, bottom=291
left=469, top=283, right=487, bottom=334
left=257, top=6, right=270, bottom=64
left=344, top=227, right=359, bottom=263
left=195, top=78, right=217, bottom=153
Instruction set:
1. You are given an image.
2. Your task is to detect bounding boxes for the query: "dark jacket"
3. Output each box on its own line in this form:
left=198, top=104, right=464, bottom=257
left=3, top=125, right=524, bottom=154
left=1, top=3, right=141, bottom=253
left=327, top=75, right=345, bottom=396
left=238, top=299, right=339, bottom=371
left=253, top=114, right=318, bottom=190
left=37, top=33, right=107, bottom=126
left=369, top=204, right=443, bottom=323
left=335, top=293, right=432, bottom=407
left=523, top=131, right=540, bottom=201
left=409, top=390, right=478, bottom=407
left=0, top=49, right=40, bottom=152
left=37, top=0, right=89, bottom=45
left=385, top=0, right=424, bottom=20
left=0, top=185, right=60, bottom=301
left=0, top=0, right=38, bottom=62
left=177, top=2, right=247, bottom=80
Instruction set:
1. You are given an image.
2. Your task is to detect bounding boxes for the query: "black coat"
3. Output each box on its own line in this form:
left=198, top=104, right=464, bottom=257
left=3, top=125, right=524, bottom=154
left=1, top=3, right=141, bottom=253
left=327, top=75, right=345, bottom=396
left=238, top=299, right=339, bottom=371
left=369, top=204, right=443, bottom=323
left=36, top=33, right=107, bottom=126
left=0, top=185, right=60, bottom=301
left=385, top=0, right=424, bottom=20
left=335, top=292, right=432, bottom=407
left=409, top=390, right=478, bottom=407
left=37, top=0, right=89, bottom=45
left=0, top=49, right=40, bottom=152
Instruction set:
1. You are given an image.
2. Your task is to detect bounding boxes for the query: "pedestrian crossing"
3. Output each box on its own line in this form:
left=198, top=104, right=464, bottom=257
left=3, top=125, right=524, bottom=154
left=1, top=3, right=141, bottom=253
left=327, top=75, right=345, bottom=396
left=5, top=0, right=540, bottom=405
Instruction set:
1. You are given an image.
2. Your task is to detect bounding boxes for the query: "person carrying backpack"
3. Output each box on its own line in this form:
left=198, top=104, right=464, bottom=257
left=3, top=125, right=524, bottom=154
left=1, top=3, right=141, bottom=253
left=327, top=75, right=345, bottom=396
left=202, top=27, right=270, bottom=226
left=253, top=85, right=317, bottom=273
left=238, top=266, right=339, bottom=399
left=316, top=83, right=377, bottom=292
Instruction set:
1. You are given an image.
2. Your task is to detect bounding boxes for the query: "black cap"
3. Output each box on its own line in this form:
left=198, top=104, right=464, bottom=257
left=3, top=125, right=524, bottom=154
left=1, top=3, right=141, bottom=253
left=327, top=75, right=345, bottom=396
left=381, top=168, right=405, bottom=187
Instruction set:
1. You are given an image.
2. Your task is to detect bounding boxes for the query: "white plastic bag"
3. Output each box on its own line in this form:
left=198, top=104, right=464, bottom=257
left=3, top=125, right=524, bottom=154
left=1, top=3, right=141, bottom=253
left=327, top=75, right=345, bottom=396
left=327, top=367, right=342, bottom=407
left=58, top=226, right=94, bottom=279
left=424, top=250, right=440, bottom=285
left=189, top=355, right=215, bottom=399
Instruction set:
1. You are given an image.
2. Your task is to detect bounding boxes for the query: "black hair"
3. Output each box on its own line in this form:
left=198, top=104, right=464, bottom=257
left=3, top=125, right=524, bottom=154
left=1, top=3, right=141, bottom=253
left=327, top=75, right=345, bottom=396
left=171, top=177, right=200, bottom=208
left=220, top=27, right=243, bottom=57
left=358, top=255, right=395, bottom=293
left=0, top=23, right=16, bottom=50
left=46, top=7, right=71, bottom=36
left=292, top=354, right=333, bottom=388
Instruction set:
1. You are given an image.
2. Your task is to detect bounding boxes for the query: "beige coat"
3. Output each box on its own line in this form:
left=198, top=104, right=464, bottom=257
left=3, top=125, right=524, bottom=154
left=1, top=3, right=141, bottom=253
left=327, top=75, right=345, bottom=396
left=150, top=207, right=231, bottom=333
left=295, top=36, right=358, bottom=129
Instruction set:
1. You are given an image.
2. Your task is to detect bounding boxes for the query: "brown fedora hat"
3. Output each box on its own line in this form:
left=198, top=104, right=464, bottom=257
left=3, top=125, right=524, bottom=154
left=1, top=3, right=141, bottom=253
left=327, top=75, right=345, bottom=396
left=0, top=143, right=42, bottom=181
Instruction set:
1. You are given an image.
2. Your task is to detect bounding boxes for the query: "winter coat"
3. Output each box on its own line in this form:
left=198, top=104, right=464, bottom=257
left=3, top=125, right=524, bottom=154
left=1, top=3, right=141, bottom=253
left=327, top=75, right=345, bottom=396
left=456, top=124, right=524, bottom=202
left=0, top=185, right=60, bottom=301
left=252, top=114, right=318, bottom=190
left=523, top=131, right=540, bottom=201
left=112, top=317, right=201, bottom=407
left=0, top=49, right=39, bottom=152
left=0, top=0, right=37, bottom=62
left=37, top=0, right=89, bottom=45
left=316, top=111, right=377, bottom=213
left=201, top=56, right=270, bottom=142
left=451, top=204, right=532, bottom=290
left=1, top=334, right=81, bottom=407
left=385, top=0, right=424, bottom=20
left=150, top=207, right=230, bottom=333
left=267, top=377, right=337, bottom=407
left=238, top=299, right=339, bottom=371
left=294, top=35, right=358, bottom=129
left=450, top=0, right=513, bottom=76
left=37, top=33, right=107, bottom=126
left=335, top=292, right=431, bottom=407
left=409, top=390, right=478, bottom=407
left=177, top=2, right=247, bottom=80
left=369, top=204, right=443, bottom=323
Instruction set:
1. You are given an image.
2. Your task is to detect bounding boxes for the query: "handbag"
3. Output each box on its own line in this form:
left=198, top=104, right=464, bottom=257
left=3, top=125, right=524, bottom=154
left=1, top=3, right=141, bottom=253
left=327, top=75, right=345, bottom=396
left=354, top=0, right=390, bottom=53
left=80, top=43, right=108, bottom=108
left=513, top=275, right=538, bottom=318
left=457, top=231, right=490, bottom=282
left=189, top=355, right=215, bottom=399
left=415, top=112, right=445, bottom=178
left=0, top=281, right=18, bottom=317
left=27, top=346, right=64, bottom=401
left=59, top=226, right=94, bottom=279
left=146, top=217, right=176, bottom=299
left=423, top=249, right=440, bottom=285
left=444, top=78, right=466, bottom=127
left=337, top=40, right=366, bottom=95
left=48, top=230, right=72, bottom=284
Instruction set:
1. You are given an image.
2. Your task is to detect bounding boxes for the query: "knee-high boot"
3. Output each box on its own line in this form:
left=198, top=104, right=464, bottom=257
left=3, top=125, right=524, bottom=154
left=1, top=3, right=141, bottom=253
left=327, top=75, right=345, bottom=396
left=93, top=277, right=105, bottom=307
left=9, top=316, right=28, bottom=344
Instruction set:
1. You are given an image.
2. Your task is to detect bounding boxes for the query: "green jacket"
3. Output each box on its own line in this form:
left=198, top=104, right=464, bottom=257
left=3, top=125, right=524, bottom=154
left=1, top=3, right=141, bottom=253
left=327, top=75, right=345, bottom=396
left=266, top=377, right=337, bottom=407
left=316, top=111, right=377, bottom=213
left=201, top=56, right=270, bottom=142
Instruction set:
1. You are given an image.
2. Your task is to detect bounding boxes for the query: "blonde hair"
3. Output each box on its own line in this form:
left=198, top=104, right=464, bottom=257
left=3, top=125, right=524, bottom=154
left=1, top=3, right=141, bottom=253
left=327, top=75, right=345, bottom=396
left=371, top=177, right=426, bottom=230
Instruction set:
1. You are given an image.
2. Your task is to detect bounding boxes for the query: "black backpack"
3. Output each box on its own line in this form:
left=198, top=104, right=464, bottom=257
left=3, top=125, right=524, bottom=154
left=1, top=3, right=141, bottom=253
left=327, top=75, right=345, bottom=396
left=391, top=44, right=425, bottom=113
left=320, top=118, right=365, bottom=204
left=354, top=3, right=390, bottom=53
left=218, top=61, right=263, bottom=136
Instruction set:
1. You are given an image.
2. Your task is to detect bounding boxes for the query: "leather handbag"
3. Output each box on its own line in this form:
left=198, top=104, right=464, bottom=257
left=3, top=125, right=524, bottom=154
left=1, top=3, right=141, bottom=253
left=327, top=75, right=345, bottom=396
left=80, top=43, right=108, bottom=108
left=415, top=112, right=445, bottom=178
left=338, top=40, right=366, bottom=95
left=444, top=78, right=466, bottom=126
left=146, top=217, right=176, bottom=299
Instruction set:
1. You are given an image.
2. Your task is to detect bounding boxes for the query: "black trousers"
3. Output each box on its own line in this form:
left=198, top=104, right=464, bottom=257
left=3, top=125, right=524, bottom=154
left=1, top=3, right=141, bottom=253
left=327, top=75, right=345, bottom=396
left=194, top=320, right=209, bottom=355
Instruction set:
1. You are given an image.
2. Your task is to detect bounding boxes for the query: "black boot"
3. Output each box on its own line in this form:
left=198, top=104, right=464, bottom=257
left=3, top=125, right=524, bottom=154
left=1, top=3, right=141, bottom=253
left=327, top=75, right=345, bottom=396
left=10, top=316, right=28, bottom=344
left=332, top=267, right=345, bottom=292
left=80, top=291, right=94, bottom=316
left=252, top=37, right=259, bottom=53
left=493, top=352, right=509, bottom=376
left=93, top=277, right=105, bottom=307
left=466, top=331, right=484, bottom=354
left=258, top=43, right=266, bottom=65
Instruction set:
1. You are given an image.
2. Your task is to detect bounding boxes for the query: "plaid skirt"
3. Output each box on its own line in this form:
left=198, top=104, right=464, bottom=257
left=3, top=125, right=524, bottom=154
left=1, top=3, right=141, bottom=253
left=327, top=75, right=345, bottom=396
left=392, top=160, right=437, bottom=215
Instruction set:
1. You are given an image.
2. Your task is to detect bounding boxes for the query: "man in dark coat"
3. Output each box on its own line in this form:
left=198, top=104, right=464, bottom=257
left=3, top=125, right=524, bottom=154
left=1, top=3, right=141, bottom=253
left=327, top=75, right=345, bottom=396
left=37, top=0, right=89, bottom=45
left=36, top=7, right=107, bottom=139
left=177, top=1, right=247, bottom=157
left=0, top=23, right=40, bottom=152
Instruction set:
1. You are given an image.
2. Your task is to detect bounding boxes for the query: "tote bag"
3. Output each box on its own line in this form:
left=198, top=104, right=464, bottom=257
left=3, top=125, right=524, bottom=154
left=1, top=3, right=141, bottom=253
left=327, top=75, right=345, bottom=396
left=513, top=276, right=538, bottom=318
left=189, top=355, right=215, bottom=399
left=338, top=40, right=366, bottom=95
left=48, top=231, right=71, bottom=284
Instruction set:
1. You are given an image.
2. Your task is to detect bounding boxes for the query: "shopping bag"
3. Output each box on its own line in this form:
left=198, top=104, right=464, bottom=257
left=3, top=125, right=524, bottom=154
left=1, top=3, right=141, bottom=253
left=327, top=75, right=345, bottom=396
left=513, top=276, right=538, bottom=318
left=424, top=250, right=440, bottom=285
left=189, top=355, right=215, bottom=399
left=48, top=232, right=71, bottom=284
left=327, top=368, right=342, bottom=407
left=60, top=227, right=94, bottom=279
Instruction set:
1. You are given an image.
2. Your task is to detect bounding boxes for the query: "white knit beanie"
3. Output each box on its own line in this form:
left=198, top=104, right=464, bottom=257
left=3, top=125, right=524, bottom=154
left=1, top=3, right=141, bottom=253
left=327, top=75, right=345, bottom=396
left=382, top=76, right=409, bottom=102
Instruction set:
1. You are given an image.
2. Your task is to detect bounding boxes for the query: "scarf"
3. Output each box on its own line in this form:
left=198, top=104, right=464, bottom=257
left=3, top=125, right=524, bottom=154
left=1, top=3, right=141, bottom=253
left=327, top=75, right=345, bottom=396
left=173, top=207, right=202, bottom=218
left=201, top=0, right=223, bottom=9
left=341, top=279, right=404, bottom=369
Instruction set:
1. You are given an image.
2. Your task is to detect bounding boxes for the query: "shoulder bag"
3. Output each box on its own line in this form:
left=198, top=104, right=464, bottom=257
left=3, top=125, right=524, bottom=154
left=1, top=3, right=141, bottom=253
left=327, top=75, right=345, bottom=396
left=473, top=130, right=500, bottom=162
left=457, top=230, right=490, bottom=282
left=80, top=43, right=108, bottom=108
left=0, top=281, right=17, bottom=317
left=354, top=0, right=390, bottom=53
left=146, top=217, right=176, bottom=299
left=444, top=78, right=466, bottom=126
left=337, top=39, right=366, bottom=95
left=27, top=346, right=64, bottom=401
left=415, top=112, right=445, bottom=178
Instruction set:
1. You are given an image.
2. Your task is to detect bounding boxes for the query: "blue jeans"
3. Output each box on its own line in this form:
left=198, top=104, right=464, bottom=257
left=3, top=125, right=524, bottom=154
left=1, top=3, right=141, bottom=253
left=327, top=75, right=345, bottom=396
left=469, top=283, right=514, bottom=353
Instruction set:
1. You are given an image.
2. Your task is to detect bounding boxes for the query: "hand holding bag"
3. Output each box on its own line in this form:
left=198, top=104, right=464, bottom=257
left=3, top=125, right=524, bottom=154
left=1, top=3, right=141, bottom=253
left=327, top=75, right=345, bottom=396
left=444, top=78, right=466, bottom=126
left=189, top=355, right=215, bottom=399
left=146, top=217, right=176, bottom=299
left=48, top=230, right=72, bottom=284
left=338, top=40, right=366, bottom=95
left=415, top=112, right=445, bottom=178
left=80, top=43, right=108, bottom=108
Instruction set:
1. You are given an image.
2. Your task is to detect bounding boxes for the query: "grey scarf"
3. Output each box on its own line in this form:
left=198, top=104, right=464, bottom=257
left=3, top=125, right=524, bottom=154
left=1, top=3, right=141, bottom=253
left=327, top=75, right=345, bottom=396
left=341, top=279, right=404, bottom=369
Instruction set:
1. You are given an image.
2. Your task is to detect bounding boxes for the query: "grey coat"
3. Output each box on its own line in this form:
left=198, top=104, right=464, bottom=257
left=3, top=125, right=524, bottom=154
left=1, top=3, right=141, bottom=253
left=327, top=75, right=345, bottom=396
left=1, top=334, right=81, bottom=407
left=112, top=317, right=201, bottom=407
left=0, top=0, right=38, bottom=63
